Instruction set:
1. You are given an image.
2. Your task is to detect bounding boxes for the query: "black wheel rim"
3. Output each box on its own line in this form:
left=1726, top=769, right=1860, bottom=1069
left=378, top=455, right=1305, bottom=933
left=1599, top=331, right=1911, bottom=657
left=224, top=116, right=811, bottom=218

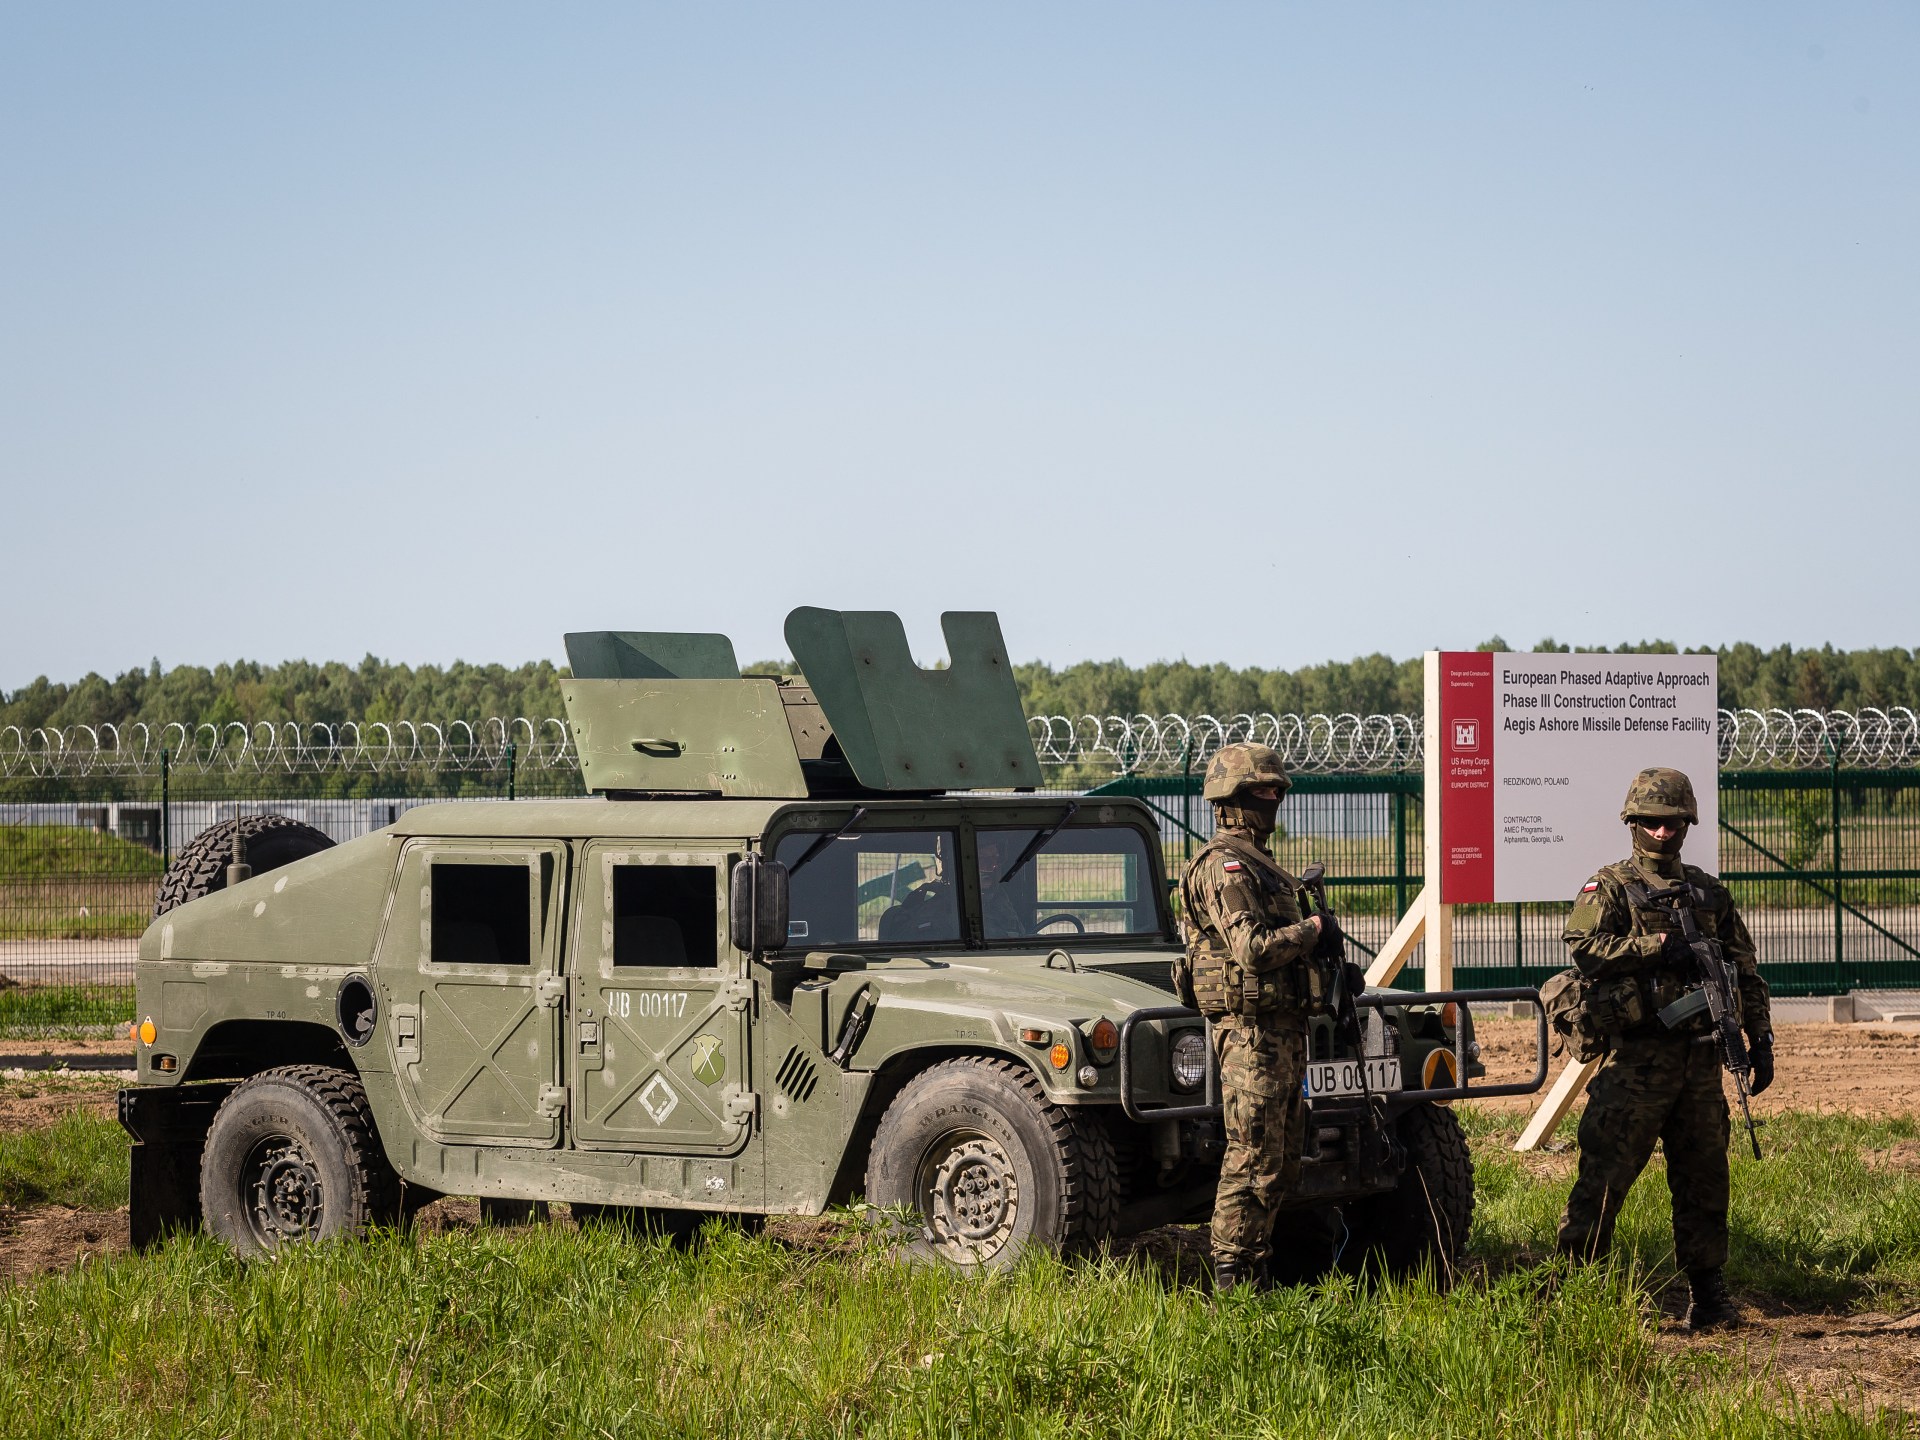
left=914, top=1129, right=1020, bottom=1263
left=242, top=1133, right=325, bottom=1247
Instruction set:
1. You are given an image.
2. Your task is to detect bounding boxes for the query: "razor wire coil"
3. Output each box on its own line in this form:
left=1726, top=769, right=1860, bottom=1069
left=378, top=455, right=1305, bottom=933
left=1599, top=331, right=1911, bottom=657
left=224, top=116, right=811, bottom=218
left=6, top=707, right=1919, bottom=778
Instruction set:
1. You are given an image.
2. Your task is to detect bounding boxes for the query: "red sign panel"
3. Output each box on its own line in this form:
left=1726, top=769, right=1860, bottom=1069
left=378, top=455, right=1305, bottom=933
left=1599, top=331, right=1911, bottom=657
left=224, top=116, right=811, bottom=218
left=1437, top=652, right=1494, bottom=903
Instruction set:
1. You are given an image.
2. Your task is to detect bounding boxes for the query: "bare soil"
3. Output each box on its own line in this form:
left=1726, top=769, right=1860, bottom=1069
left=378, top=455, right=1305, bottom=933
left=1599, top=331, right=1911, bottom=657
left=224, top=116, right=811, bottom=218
left=1663, top=1296, right=1920, bottom=1420
left=0, top=1207, right=123, bottom=1282
left=1473, top=1020, right=1920, bottom=1117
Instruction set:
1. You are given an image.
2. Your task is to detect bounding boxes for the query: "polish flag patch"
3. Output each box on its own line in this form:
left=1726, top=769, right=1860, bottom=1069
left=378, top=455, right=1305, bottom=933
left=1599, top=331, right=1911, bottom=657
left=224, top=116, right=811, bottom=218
left=1222, top=860, right=1244, bottom=873
left=1581, top=881, right=1600, bottom=893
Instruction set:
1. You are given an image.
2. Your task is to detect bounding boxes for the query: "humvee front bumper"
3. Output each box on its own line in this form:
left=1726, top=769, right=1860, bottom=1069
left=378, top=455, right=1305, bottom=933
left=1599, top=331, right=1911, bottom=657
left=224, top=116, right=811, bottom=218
left=1117, top=987, right=1550, bottom=1123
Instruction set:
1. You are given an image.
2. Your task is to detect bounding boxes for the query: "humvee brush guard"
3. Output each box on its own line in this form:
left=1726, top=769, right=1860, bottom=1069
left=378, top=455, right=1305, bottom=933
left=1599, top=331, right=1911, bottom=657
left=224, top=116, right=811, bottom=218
left=121, top=610, right=1548, bottom=1271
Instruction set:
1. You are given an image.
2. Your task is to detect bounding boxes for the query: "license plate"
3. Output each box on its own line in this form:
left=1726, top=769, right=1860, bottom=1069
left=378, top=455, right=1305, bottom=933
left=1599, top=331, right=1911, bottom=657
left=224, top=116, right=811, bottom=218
left=1303, top=1057, right=1402, bottom=1098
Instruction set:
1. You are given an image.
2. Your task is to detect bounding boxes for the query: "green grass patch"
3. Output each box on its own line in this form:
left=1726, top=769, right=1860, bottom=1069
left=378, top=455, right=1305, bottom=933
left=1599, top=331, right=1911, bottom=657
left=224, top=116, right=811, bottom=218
left=0, top=1225, right=1899, bottom=1439
left=0, top=985, right=135, bottom=1034
left=0, top=1108, right=127, bottom=1210
left=0, top=826, right=163, bottom=879
left=1463, top=1108, right=1920, bottom=1307
left=2, top=1106, right=1915, bottom=1434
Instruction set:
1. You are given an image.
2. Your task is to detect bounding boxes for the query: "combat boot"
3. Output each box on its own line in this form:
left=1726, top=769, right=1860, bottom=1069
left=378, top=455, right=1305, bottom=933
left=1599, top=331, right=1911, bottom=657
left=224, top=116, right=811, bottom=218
left=1685, top=1268, right=1739, bottom=1332
left=1212, top=1257, right=1250, bottom=1295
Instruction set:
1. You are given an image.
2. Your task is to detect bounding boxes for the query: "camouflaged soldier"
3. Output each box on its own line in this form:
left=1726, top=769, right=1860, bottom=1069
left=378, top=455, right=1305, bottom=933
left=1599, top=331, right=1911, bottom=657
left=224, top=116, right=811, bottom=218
left=1556, top=767, right=1774, bottom=1331
left=1178, top=742, right=1338, bottom=1292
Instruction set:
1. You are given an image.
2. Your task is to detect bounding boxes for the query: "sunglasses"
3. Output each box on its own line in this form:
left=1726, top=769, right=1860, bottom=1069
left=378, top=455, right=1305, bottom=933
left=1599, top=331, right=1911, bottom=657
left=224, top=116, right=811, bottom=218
left=1630, top=817, right=1686, bottom=831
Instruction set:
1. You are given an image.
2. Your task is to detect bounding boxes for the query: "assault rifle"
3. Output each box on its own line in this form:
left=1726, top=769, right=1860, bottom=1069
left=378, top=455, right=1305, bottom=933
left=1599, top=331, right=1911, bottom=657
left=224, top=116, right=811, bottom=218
left=1301, top=863, right=1367, bottom=1056
left=1637, top=880, right=1763, bottom=1159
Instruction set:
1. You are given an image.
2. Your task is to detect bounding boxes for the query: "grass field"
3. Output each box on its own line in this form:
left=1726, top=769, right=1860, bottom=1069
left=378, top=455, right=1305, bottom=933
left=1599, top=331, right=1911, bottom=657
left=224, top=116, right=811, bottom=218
left=0, top=1093, right=1915, bottom=1437
left=0, top=984, right=135, bottom=1036
left=0, top=825, right=160, bottom=941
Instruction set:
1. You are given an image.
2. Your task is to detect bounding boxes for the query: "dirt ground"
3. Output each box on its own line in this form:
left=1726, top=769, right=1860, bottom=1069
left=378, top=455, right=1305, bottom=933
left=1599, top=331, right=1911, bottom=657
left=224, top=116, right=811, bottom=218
left=1472, top=1019, right=1920, bottom=1117
left=4, top=1028, right=1919, bottom=1418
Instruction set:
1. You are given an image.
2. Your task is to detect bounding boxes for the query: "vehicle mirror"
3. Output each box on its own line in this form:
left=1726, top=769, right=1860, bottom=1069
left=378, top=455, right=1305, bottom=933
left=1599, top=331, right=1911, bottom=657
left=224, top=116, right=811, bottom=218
left=730, top=855, right=790, bottom=953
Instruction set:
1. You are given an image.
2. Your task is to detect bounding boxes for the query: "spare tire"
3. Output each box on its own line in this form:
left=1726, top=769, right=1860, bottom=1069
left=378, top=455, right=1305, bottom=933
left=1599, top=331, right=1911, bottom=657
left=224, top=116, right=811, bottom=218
left=154, top=814, right=336, bottom=917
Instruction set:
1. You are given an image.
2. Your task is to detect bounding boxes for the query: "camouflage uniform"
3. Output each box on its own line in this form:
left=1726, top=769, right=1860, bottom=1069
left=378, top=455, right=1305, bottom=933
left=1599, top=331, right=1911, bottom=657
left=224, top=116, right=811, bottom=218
left=1556, top=769, right=1772, bottom=1278
left=1179, top=744, right=1322, bottom=1279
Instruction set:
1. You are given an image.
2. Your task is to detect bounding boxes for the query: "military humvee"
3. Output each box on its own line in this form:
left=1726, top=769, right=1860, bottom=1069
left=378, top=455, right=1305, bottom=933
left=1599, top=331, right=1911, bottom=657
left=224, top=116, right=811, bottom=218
left=120, top=609, right=1547, bottom=1272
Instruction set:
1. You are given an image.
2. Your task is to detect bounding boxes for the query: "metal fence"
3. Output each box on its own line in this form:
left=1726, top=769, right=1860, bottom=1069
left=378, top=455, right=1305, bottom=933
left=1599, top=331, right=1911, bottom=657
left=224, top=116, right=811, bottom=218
left=4, top=710, right=1917, bottom=1029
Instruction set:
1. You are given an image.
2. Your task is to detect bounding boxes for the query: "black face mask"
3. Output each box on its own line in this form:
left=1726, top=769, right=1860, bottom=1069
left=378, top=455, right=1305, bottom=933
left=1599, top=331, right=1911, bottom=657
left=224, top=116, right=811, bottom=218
left=1217, top=797, right=1280, bottom=840
left=1632, top=821, right=1688, bottom=858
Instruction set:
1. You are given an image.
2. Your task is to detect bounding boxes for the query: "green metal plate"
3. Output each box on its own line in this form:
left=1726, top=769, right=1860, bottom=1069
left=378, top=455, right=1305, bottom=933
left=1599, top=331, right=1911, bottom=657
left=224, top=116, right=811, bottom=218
left=783, top=608, right=1042, bottom=792
left=564, top=679, right=807, bottom=796
left=564, top=631, right=740, bottom=681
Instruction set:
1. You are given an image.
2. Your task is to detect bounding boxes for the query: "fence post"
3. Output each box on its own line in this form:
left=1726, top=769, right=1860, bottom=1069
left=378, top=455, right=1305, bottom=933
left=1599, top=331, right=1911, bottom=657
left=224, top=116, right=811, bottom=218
left=160, top=746, right=171, bottom=870
left=1830, top=742, right=1843, bottom=993
left=1180, top=743, right=1193, bottom=863
left=1513, top=902, right=1523, bottom=977
left=507, top=741, right=517, bottom=803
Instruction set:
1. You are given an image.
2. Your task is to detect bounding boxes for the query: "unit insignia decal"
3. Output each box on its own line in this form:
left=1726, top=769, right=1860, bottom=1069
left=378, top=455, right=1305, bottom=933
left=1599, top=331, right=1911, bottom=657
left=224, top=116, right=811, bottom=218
left=637, top=1072, right=680, bottom=1125
left=689, top=1034, right=727, bottom=1086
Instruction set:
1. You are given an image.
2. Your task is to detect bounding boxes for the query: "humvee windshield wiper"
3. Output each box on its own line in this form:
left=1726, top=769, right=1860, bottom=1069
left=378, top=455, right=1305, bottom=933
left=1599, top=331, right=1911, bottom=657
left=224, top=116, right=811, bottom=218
left=998, top=802, right=1079, bottom=885
left=788, top=806, right=868, bottom=878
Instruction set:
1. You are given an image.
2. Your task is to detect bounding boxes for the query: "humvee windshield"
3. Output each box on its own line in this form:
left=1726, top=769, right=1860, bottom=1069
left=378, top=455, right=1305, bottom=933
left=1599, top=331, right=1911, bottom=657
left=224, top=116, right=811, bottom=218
left=775, top=829, right=961, bottom=947
left=978, top=826, right=1158, bottom=939
left=773, top=824, right=1159, bottom=947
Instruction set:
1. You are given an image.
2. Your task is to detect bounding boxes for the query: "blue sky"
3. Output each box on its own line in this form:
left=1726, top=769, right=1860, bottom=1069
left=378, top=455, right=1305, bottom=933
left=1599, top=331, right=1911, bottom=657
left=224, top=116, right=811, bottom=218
left=2, top=3, right=1913, bottom=688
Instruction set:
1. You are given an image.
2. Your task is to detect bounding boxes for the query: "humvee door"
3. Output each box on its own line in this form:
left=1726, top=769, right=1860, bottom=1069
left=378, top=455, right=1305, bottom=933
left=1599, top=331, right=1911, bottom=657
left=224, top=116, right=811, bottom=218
left=380, top=840, right=568, bottom=1146
left=570, top=842, right=754, bottom=1156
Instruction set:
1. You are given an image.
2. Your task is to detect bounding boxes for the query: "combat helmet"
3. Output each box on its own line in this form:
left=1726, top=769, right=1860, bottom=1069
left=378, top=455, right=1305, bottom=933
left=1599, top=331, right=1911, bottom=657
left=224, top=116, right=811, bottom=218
left=1620, top=767, right=1699, bottom=825
left=1202, top=742, right=1291, bottom=803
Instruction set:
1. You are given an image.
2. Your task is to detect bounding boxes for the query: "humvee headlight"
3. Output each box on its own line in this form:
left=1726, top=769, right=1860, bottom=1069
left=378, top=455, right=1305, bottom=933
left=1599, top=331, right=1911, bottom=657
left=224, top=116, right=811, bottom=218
left=1171, top=1030, right=1207, bottom=1092
left=1087, top=1017, right=1119, bottom=1065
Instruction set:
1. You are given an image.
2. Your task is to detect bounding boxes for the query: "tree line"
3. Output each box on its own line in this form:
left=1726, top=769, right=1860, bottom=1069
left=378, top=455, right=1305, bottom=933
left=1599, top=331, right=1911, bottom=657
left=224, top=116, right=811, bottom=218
left=2, top=640, right=1915, bottom=736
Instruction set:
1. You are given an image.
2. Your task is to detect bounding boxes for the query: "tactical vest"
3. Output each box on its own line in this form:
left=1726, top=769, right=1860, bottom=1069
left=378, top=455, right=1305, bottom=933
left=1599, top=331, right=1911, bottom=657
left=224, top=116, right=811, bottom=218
left=1176, top=834, right=1323, bottom=1022
left=1549, top=864, right=1740, bottom=1049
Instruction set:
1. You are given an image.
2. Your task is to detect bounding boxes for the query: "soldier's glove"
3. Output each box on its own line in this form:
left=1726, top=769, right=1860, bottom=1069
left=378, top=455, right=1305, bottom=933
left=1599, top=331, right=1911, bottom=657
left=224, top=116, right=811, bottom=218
left=1660, top=930, right=1693, bottom=966
left=1343, top=961, right=1369, bottom=1000
left=1747, top=1035, right=1774, bottom=1095
left=1312, top=909, right=1344, bottom=959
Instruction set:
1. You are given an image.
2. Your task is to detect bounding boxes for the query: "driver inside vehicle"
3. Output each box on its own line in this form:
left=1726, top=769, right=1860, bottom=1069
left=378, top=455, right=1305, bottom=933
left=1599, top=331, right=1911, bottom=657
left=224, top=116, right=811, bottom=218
left=976, top=832, right=1034, bottom=938
left=874, top=839, right=961, bottom=943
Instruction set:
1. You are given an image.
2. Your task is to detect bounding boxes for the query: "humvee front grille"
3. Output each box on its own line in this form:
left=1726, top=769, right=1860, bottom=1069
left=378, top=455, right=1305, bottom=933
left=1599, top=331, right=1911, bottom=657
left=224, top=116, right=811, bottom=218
left=1086, top=960, right=1179, bottom=995
left=776, top=1047, right=820, bottom=1103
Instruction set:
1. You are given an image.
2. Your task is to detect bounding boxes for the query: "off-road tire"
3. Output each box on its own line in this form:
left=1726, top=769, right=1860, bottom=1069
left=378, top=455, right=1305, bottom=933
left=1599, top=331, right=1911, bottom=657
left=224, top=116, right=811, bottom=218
left=199, top=1064, right=400, bottom=1259
left=154, top=814, right=336, bottom=917
left=1341, top=1103, right=1474, bottom=1279
left=1267, top=1204, right=1345, bottom=1287
left=864, top=1056, right=1120, bottom=1269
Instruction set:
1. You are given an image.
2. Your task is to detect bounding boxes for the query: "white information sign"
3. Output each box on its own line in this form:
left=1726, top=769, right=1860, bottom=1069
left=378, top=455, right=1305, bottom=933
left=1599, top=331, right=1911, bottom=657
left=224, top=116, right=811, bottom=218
left=1431, top=651, right=1719, bottom=903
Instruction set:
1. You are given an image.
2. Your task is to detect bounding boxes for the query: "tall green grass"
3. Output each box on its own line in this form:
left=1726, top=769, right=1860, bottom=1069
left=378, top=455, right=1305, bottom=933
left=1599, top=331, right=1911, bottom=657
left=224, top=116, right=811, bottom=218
left=2, top=1106, right=1915, bottom=1435
left=0, top=1226, right=1896, bottom=1439
left=1465, top=1109, right=1920, bottom=1305
left=0, top=1108, right=128, bottom=1209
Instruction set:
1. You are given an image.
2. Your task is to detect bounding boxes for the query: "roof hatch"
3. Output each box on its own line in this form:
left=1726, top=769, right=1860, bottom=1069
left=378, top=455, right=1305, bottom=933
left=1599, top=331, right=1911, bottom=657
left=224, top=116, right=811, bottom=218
left=562, top=609, right=1041, bottom=798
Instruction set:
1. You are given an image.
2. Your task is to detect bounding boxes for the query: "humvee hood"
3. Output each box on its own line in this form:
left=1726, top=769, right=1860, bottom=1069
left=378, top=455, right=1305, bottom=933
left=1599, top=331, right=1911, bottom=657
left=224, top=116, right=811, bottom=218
left=848, top=948, right=1177, bottom=1018
left=139, top=830, right=399, bottom=968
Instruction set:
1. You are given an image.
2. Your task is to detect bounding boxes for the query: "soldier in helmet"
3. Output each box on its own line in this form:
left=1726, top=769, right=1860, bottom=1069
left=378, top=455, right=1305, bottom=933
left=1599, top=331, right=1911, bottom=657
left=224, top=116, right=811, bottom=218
left=1556, top=767, right=1774, bottom=1330
left=1178, top=742, right=1338, bottom=1291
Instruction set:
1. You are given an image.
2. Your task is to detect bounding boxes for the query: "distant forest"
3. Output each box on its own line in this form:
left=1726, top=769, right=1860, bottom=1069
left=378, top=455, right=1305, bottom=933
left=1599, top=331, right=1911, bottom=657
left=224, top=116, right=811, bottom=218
left=2, top=640, right=1915, bottom=735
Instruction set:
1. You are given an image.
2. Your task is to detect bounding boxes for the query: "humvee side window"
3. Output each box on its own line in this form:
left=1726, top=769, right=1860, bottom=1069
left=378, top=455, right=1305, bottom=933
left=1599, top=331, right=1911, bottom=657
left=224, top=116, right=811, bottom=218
left=978, top=826, right=1156, bottom=940
left=612, top=865, right=718, bottom=968
left=430, top=863, right=532, bottom=966
left=774, top=829, right=960, bottom=947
